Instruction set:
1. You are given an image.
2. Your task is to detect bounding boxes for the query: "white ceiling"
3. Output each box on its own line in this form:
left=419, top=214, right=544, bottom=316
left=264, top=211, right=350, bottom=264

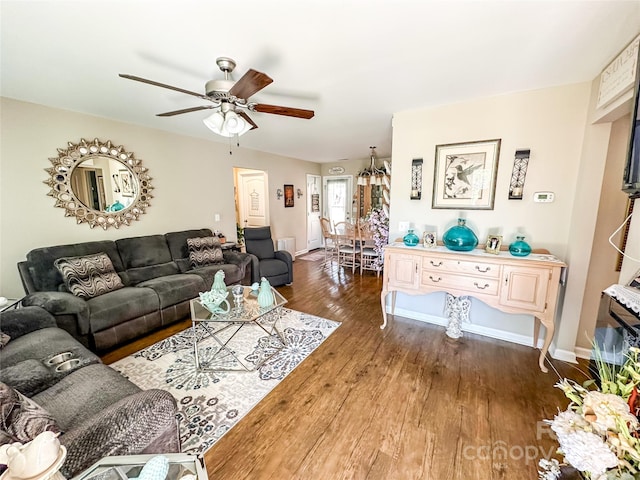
left=2, top=1, right=639, bottom=163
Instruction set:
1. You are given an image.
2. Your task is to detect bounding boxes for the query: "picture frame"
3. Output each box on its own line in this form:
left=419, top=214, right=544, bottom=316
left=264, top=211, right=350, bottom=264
left=423, top=231, right=437, bottom=248
left=485, top=234, right=503, bottom=254
left=284, top=184, right=294, bottom=207
left=119, top=169, right=135, bottom=197
left=432, top=139, right=501, bottom=210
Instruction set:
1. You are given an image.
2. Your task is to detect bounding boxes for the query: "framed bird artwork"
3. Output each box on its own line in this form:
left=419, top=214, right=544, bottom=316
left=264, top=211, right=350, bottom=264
left=432, top=139, right=501, bottom=210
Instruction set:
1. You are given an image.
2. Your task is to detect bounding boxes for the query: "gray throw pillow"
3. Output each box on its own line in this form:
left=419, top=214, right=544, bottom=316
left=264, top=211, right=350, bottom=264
left=54, top=252, right=124, bottom=299
left=0, top=382, right=61, bottom=445
left=187, top=236, right=224, bottom=268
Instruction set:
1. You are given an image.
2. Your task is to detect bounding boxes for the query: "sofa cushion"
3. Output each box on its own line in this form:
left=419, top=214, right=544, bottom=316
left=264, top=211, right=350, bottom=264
left=190, top=264, right=243, bottom=290
left=259, top=258, right=290, bottom=278
left=125, top=262, right=180, bottom=285
left=165, top=229, right=213, bottom=260
left=33, top=364, right=141, bottom=432
left=0, top=382, right=61, bottom=444
left=25, top=241, right=124, bottom=292
left=187, top=236, right=224, bottom=268
left=116, top=235, right=173, bottom=269
left=55, top=253, right=124, bottom=299
left=137, top=273, right=205, bottom=309
left=86, top=287, right=160, bottom=333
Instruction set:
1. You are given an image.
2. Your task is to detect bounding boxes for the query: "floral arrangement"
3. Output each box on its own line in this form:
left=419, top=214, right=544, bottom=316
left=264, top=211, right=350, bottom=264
left=539, top=347, right=640, bottom=479
left=366, top=207, right=389, bottom=270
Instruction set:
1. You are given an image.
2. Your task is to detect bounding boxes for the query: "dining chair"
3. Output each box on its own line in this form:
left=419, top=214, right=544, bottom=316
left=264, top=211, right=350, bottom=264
left=319, top=217, right=338, bottom=267
left=358, top=220, right=382, bottom=276
left=334, top=221, right=361, bottom=273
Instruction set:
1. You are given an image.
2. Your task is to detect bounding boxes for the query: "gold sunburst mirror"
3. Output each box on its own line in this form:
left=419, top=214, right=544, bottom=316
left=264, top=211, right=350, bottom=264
left=45, top=138, right=153, bottom=229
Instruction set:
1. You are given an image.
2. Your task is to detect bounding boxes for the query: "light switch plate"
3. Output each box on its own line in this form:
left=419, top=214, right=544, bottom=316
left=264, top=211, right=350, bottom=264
left=399, top=221, right=410, bottom=231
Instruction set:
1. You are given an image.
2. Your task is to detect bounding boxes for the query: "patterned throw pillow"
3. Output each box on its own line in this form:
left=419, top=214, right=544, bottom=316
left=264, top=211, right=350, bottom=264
left=0, top=382, right=60, bottom=445
left=0, top=331, right=9, bottom=349
left=187, top=236, right=224, bottom=268
left=630, top=269, right=640, bottom=289
left=54, top=252, right=124, bottom=299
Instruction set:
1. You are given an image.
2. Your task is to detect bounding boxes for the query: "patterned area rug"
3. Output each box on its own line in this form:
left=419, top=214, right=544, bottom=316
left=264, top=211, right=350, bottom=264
left=111, top=307, right=340, bottom=456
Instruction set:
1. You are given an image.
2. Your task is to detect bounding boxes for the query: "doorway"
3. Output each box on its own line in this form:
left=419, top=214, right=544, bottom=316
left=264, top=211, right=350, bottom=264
left=307, top=174, right=322, bottom=250
left=234, top=168, right=269, bottom=238
left=323, top=175, right=353, bottom=225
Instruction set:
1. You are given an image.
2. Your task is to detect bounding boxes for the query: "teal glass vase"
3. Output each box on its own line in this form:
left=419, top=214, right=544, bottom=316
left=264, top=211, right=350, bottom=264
left=443, top=218, right=478, bottom=252
left=509, top=236, right=531, bottom=257
left=403, top=229, right=420, bottom=247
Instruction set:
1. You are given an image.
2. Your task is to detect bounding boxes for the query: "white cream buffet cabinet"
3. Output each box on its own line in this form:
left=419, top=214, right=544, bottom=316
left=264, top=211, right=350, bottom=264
left=380, top=243, right=567, bottom=372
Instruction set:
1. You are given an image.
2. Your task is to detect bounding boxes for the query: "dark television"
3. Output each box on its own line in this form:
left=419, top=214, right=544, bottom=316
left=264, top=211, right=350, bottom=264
left=623, top=46, right=640, bottom=198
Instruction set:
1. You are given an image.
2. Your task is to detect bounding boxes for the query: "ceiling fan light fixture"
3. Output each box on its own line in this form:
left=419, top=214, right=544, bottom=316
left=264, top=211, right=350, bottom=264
left=223, top=110, right=246, bottom=134
left=203, top=110, right=251, bottom=138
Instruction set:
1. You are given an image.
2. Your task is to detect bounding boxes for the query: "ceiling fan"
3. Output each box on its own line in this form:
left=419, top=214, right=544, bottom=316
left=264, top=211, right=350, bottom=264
left=119, top=57, right=314, bottom=137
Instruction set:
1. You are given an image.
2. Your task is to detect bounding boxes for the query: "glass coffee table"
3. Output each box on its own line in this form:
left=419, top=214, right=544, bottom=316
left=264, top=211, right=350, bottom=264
left=189, top=285, right=287, bottom=372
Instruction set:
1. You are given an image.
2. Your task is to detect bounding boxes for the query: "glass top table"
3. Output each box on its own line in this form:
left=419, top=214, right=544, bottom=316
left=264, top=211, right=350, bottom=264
left=189, top=285, right=287, bottom=372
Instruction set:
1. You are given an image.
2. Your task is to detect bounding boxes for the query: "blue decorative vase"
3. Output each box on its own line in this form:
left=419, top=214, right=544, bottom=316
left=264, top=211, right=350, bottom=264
left=443, top=218, right=478, bottom=252
left=403, top=229, right=420, bottom=247
left=257, top=277, right=274, bottom=308
left=509, top=236, right=531, bottom=257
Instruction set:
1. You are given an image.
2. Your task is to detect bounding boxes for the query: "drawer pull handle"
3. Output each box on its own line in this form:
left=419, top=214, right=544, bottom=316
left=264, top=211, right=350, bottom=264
left=474, top=282, right=490, bottom=290
left=429, top=275, right=442, bottom=283
left=430, top=261, right=443, bottom=267
left=475, top=266, right=490, bottom=273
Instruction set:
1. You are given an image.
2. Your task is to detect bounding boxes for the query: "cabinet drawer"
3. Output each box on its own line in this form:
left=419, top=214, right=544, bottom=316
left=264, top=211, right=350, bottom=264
left=420, top=270, right=499, bottom=295
left=421, top=257, right=500, bottom=279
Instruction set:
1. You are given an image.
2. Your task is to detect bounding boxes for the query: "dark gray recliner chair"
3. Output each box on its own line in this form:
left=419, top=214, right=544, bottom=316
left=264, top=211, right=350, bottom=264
left=243, top=227, right=293, bottom=287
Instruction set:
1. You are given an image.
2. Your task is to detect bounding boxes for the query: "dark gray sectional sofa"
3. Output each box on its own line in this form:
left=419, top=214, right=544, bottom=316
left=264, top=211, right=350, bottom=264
left=0, top=307, right=180, bottom=478
left=18, top=228, right=252, bottom=353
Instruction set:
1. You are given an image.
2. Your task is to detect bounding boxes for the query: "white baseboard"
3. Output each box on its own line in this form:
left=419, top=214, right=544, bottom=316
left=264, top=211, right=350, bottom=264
left=390, top=306, right=582, bottom=364
left=392, top=307, right=544, bottom=349
left=574, top=346, right=592, bottom=360
left=293, top=248, right=309, bottom=259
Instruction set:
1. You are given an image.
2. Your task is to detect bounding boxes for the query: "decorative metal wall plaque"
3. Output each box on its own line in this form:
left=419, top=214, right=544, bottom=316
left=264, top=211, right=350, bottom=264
left=410, top=158, right=423, bottom=200
left=508, top=149, right=531, bottom=200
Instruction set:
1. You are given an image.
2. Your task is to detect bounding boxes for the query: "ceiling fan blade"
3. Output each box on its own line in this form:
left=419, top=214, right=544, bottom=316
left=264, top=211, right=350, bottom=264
left=156, top=106, right=215, bottom=117
left=253, top=103, right=315, bottom=119
left=119, top=74, right=210, bottom=100
left=229, top=69, right=273, bottom=100
left=237, top=111, right=258, bottom=130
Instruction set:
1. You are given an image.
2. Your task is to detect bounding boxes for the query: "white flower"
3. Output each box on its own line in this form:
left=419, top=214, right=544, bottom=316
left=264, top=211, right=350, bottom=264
left=538, top=458, right=561, bottom=480
left=582, top=391, right=638, bottom=434
left=558, top=430, right=618, bottom=477
left=550, top=410, right=590, bottom=439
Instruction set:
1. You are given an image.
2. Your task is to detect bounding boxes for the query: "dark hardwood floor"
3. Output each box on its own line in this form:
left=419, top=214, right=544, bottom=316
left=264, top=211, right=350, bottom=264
left=103, top=252, right=587, bottom=479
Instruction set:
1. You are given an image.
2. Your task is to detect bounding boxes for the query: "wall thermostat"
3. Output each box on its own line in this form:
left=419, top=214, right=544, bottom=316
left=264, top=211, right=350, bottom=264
left=533, top=191, right=555, bottom=203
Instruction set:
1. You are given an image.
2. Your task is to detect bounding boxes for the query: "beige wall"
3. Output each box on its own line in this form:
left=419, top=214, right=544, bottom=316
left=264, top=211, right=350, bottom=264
left=0, top=98, right=320, bottom=298
left=390, top=82, right=592, bottom=345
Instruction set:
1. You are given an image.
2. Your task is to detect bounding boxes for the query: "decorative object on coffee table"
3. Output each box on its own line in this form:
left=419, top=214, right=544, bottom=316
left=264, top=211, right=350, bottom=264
left=257, top=277, right=275, bottom=308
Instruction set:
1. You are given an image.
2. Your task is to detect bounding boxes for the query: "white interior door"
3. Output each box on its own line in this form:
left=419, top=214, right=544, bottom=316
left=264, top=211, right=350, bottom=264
left=236, top=169, right=269, bottom=228
left=307, top=174, right=322, bottom=250
left=323, top=175, right=353, bottom=225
